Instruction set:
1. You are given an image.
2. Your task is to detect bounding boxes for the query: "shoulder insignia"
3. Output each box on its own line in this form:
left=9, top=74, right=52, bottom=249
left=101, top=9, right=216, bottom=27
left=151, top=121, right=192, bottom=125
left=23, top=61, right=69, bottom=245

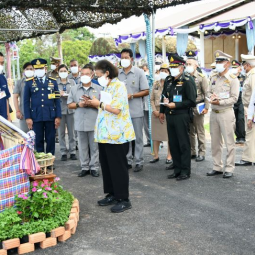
left=49, top=77, right=57, bottom=81
left=198, top=72, right=205, bottom=78
left=229, top=74, right=236, bottom=79
left=26, top=77, right=34, bottom=81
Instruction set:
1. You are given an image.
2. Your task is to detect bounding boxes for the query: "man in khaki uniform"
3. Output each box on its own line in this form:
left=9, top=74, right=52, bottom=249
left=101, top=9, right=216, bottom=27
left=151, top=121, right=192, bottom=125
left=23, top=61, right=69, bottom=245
left=235, top=54, right=255, bottom=166
left=185, top=51, right=209, bottom=162
left=206, top=50, right=239, bottom=178
left=46, top=57, right=61, bottom=79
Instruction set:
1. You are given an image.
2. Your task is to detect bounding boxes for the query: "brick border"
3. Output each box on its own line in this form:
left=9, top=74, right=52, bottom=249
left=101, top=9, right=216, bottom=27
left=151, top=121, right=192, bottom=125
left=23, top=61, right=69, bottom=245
left=0, top=199, right=79, bottom=254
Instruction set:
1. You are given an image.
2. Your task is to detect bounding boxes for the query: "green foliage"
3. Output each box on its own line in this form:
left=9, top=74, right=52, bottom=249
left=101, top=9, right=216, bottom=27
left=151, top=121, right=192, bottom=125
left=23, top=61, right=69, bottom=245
left=62, top=27, right=95, bottom=41
left=0, top=178, right=74, bottom=242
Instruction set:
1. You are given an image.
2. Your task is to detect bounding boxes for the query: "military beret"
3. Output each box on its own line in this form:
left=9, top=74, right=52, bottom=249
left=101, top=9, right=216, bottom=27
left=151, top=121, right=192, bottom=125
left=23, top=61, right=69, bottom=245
left=31, top=58, right=47, bottom=69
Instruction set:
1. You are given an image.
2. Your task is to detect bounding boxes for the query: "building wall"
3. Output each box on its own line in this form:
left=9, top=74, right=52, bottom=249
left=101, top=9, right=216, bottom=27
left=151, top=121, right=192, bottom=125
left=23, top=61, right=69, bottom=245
left=204, top=35, right=250, bottom=68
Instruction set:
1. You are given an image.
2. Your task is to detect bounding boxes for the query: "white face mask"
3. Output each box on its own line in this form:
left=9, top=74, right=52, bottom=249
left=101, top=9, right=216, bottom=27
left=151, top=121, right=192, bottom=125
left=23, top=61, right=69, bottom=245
left=24, top=70, right=34, bottom=78
left=98, top=75, right=109, bottom=87
left=0, top=65, right=3, bottom=74
left=215, top=63, right=225, bottom=73
left=51, top=64, right=56, bottom=71
left=70, top=66, right=79, bottom=74
left=34, top=69, right=45, bottom=78
left=230, top=68, right=238, bottom=75
left=81, top=75, right=91, bottom=84
left=155, top=74, right=160, bottom=81
left=121, top=59, right=131, bottom=68
left=159, top=72, right=168, bottom=80
left=170, top=68, right=180, bottom=77
left=59, top=72, right=68, bottom=79
left=186, top=66, right=194, bottom=74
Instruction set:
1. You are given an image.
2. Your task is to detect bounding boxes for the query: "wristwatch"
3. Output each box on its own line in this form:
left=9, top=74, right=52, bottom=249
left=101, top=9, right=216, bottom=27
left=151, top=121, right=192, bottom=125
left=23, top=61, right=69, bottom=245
left=131, top=94, right=134, bottom=100
left=76, top=103, right=80, bottom=108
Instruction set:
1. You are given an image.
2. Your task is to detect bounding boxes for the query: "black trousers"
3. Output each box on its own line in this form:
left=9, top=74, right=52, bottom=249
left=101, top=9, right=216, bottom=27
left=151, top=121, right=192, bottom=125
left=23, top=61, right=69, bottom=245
left=98, top=142, right=129, bottom=200
left=166, top=113, right=191, bottom=176
left=234, top=103, right=245, bottom=140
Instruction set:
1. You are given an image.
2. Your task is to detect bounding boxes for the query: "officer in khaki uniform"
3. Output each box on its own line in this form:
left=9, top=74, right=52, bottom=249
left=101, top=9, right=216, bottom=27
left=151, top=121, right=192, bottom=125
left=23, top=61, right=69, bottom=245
left=235, top=54, right=255, bottom=166
left=207, top=51, right=239, bottom=178
left=46, top=57, right=61, bottom=79
left=185, top=51, right=209, bottom=162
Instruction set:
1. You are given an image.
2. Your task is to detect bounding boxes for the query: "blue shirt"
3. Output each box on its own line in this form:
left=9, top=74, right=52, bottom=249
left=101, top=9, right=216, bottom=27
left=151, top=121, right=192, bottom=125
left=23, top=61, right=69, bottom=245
left=0, top=74, right=10, bottom=119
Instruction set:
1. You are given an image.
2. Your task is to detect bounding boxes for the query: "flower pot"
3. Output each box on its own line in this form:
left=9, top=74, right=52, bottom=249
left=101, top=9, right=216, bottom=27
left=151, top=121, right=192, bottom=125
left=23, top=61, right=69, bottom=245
left=51, top=227, right=65, bottom=238
left=2, top=238, right=20, bottom=249
left=20, top=235, right=29, bottom=244
left=0, top=250, right=7, bottom=255
left=18, top=243, right=35, bottom=254
left=28, top=232, right=46, bottom=244
left=58, top=230, right=71, bottom=242
left=40, top=237, right=57, bottom=249
left=29, top=174, right=56, bottom=183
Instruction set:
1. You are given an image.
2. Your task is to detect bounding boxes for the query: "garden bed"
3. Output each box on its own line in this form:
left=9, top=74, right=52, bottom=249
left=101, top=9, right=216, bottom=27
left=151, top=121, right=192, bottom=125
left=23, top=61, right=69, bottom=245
left=0, top=178, right=79, bottom=254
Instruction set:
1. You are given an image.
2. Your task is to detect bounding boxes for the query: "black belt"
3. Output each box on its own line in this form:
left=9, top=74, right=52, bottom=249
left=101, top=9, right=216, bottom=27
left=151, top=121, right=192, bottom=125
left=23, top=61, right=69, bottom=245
left=167, top=109, right=189, bottom=115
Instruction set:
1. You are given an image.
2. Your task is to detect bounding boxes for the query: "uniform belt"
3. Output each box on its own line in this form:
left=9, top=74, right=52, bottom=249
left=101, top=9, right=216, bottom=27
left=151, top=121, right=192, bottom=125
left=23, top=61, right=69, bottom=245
left=168, top=109, right=189, bottom=115
left=212, top=108, right=232, bottom=114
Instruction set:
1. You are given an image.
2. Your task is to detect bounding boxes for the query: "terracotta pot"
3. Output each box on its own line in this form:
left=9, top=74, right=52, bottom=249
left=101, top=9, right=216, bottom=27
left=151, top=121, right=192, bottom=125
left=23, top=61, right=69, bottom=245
left=58, top=230, right=71, bottom=242
left=18, top=243, right=35, bottom=254
left=28, top=232, right=46, bottom=244
left=29, top=174, right=56, bottom=183
left=2, top=238, right=20, bottom=249
left=40, top=237, right=57, bottom=249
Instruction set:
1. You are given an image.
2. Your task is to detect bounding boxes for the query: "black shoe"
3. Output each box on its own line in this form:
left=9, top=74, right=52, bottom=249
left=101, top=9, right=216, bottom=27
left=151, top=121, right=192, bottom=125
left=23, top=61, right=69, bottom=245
left=176, top=175, right=190, bottom=181
left=196, top=155, right=205, bottom=162
left=70, top=154, right=77, bottom=160
left=134, top=164, right=143, bottom=172
left=55, top=138, right=59, bottom=143
left=160, top=142, right=164, bottom=148
left=235, top=160, right=252, bottom=166
left=47, top=165, right=55, bottom=170
left=98, top=194, right=116, bottom=206
left=191, top=155, right=197, bottom=159
left=206, top=170, right=223, bottom=176
left=143, top=143, right=151, bottom=147
left=166, top=162, right=174, bottom=170
left=76, top=145, right=78, bottom=150
left=166, top=159, right=173, bottom=164
left=150, top=158, right=159, bottom=163
left=91, top=170, right=99, bottom=177
left=78, top=170, right=90, bottom=177
left=223, top=172, right=233, bottom=178
left=110, top=199, right=132, bottom=213
left=61, top=155, right=67, bottom=161
left=236, top=138, right=245, bottom=144
left=128, top=164, right=132, bottom=170
left=167, top=173, right=180, bottom=179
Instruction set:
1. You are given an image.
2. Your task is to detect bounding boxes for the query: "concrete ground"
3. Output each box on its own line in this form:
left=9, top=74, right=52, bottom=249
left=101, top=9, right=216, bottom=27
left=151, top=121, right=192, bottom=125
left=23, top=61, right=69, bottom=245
left=28, top=133, right=255, bottom=255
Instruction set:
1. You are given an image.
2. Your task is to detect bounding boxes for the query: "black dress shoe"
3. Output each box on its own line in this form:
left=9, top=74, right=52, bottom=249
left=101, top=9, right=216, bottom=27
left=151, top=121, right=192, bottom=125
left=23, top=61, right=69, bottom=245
left=223, top=172, right=233, bottom=178
left=167, top=173, right=180, bottom=179
left=98, top=194, right=116, bottom=206
left=206, top=170, right=223, bottom=176
left=76, top=145, right=79, bottom=150
left=70, top=154, right=77, bottom=160
left=191, top=155, right=197, bottom=159
left=134, top=164, right=143, bottom=172
left=128, top=164, right=132, bottom=170
left=143, top=143, right=151, bottom=147
left=235, top=160, right=252, bottom=166
left=150, top=158, right=159, bottom=163
left=55, top=138, right=59, bottom=143
left=91, top=170, right=99, bottom=177
left=78, top=170, right=90, bottom=177
left=176, top=175, right=190, bottom=181
left=236, top=138, right=245, bottom=144
left=61, top=155, right=67, bottom=161
left=166, top=159, right=173, bottom=164
left=110, top=199, right=132, bottom=213
left=196, top=155, right=205, bottom=162
left=166, top=162, right=174, bottom=170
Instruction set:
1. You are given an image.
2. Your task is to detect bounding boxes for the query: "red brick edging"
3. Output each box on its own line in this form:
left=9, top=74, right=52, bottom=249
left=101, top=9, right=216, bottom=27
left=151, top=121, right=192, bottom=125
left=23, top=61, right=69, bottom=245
left=0, top=199, right=79, bottom=255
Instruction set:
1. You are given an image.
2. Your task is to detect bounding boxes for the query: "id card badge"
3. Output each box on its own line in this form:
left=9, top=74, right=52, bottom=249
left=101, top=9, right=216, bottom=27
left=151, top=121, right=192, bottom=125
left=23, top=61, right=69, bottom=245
left=173, top=95, right=182, bottom=102
left=219, top=92, right=230, bottom=99
left=48, top=94, right=55, bottom=99
left=0, top=91, right=6, bottom=99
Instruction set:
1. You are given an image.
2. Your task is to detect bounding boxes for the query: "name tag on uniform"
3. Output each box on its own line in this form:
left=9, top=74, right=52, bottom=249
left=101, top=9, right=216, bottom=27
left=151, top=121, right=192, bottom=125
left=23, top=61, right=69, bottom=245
left=219, top=92, right=230, bottom=99
left=48, top=94, right=55, bottom=99
left=0, top=91, right=6, bottom=99
left=173, top=95, right=182, bottom=102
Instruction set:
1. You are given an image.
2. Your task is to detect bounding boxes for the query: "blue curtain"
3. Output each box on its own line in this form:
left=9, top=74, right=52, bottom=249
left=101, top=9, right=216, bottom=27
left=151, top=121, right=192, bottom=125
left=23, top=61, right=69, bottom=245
left=246, top=20, right=255, bottom=53
left=138, top=39, right=146, bottom=58
left=177, top=26, right=189, bottom=56
left=130, top=43, right=136, bottom=59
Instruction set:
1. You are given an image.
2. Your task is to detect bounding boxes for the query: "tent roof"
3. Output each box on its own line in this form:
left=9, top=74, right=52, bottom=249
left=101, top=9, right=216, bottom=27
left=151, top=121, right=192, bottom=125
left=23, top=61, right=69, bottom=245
left=0, top=0, right=201, bottom=42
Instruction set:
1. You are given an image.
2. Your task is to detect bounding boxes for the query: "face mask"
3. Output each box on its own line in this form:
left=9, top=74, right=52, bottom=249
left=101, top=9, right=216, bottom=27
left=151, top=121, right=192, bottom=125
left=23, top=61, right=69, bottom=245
left=81, top=75, right=91, bottom=84
left=59, top=72, right=68, bottom=79
left=24, top=70, right=34, bottom=78
left=98, top=75, right=109, bottom=87
left=34, top=69, right=45, bottom=78
left=159, top=72, right=168, bottom=80
left=216, top=63, right=225, bottom=73
left=70, top=66, right=79, bottom=74
left=121, top=59, right=131, bottom=68
left=0, top=65, right=3, bottom=74
left=230, top=68, right=238, bottom=75
left=185, top=66, right=194, bottom=74
left=51, top=64, right=56, bottom=71
left=170, top=68, right=180, bottom=77
left=155, top=74, right=160, bottom=81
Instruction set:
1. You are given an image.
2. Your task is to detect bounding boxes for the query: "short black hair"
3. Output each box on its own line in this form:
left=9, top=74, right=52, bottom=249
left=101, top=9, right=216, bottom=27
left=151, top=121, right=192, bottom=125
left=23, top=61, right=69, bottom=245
left=82, top=64, right=94, bottom=72
left=23, top=62, right=32, bottom=70
left=95, top=60, right=119, bottom=79
left=58, top=64, right=68, bottom=71
left=70, top=59, right=78, bottom=63
left=0, top=52, right=4, bottom=57
left=120, top=48, right=133, bottom=58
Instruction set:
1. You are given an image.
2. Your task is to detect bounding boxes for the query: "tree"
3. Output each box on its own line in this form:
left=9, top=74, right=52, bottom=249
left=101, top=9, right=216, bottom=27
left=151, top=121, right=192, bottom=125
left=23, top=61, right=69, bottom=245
left=62, top=27, right=95, bottom=41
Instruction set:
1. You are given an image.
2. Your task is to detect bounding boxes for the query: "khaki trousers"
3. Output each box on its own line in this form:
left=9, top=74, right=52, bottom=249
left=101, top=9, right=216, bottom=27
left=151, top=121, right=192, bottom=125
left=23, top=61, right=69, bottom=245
left=190, top=108, right=206, bottom=156
left=210, top=109, right=236, bottom=172
left=242, top=106, right=255, bottom=162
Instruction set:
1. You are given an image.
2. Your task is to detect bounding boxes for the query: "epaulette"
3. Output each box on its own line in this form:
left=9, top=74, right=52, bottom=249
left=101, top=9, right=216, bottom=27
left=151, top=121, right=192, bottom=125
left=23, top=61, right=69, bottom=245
left=229, top=74, right=237, bottom=79
left=198, top=72, right=205, bottom=78
left=26, top=77, right=34, bottom=81
left=49, top=77, right=57, bottom=81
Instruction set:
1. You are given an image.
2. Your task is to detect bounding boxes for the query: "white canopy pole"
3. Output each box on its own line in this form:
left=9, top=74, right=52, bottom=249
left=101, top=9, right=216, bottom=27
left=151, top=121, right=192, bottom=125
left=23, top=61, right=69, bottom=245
left=200, top=32, right=205, bottom=67
left=162, top=36, right=166, bottom=62
left=152, top=10, right=156, bottom=79
left=235, top=37, right=239, bottom=60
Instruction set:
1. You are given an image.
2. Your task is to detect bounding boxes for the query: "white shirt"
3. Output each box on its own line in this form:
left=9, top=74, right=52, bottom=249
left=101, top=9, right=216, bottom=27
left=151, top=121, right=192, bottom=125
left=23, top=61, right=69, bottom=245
left=247, top=87, right=255, bottom=120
